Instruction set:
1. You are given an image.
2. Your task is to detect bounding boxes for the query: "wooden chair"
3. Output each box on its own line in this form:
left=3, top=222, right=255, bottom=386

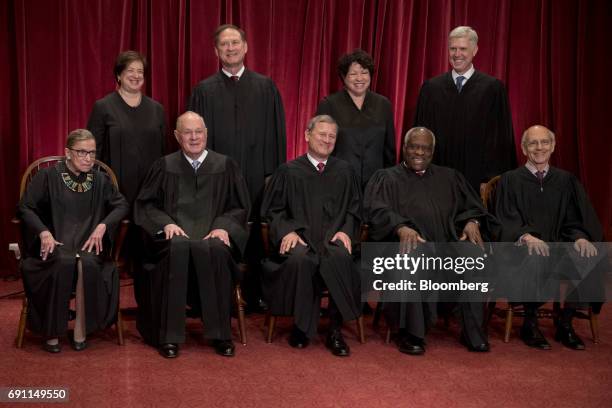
left=12, top=156, right=129, bottom=348
left=260, top=222, right=366, bottom=344
left=481, top=175, right=600, bottom=343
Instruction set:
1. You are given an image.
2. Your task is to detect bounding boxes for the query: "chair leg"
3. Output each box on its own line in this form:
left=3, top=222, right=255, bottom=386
left=385, top=328, right=391, bottom=344
left=357, top=316, right=365, bottom=344
left=372, top=302, right=383, bottom=328
left=16, top=297, right=28, bottom=348
left=266, top=315, right=276, bottom=343
left=116, top=309, right=125, bottom=346
left=504, top=307, right=513, bottom=343
left=235, top=285, right=247, bottom=346
left=589, top=307, right=600, bottom=344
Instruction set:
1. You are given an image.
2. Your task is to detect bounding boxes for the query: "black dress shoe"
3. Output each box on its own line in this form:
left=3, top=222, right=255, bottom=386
left=212, top=339, right=235, bottom=357
left=520, top=324, right=551, bottom=350
left=555, top=325, right=585, bottom=350
left=460, top=334, right=490, bottom=352
left=325, top=330, right=350, bottom=357
left=159, top=343, right=179, bottom=358
left=396, top=334, right=425, bottom=355
left=42, top=341, right=61, bottom=353
left=288, top=326, right=309, bottom=349
left=71, top=339, right=88, bottom=351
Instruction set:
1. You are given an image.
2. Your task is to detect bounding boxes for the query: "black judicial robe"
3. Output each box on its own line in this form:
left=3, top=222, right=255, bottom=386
left=494, top=166, right=603, bottom=243
left=494, top=166, right=605, bottom=303
left=364, top=164, right=493, bottom=342
left=87, top=91, right=166, bottom=207
left=188, top=70, right=286, bottom=203
left=133, top=150, right=250, bottom=344
left=17, top=162, right=128, bottom=337
left=261, top=155, right=362, bottom=337
left=316, top=90, right=396, bottom=189
left=414, top=70, right=516, bottom=191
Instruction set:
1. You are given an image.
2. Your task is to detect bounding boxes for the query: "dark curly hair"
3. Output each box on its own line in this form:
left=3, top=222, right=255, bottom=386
left=337, top=49, right=375, bottom=79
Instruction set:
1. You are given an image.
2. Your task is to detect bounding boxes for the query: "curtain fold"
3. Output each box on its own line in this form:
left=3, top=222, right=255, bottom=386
left=1, top=0, right=610, bottom=275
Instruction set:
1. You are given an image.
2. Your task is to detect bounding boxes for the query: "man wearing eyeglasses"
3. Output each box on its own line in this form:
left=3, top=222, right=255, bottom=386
left=133, top=111, right=250, bottom=358
left=494, top=125, right=604, bottom=351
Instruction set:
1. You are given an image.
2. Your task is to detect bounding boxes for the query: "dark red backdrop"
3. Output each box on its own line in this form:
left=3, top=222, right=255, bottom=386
left=1, top=0, right=610, bottom=275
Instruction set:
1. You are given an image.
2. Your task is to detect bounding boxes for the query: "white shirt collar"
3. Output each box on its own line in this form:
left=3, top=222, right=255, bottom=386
left=452, top=65, right=475, bottom=83
left=183, top=150, right=208, bottom=167
left=222, top=65, right=245, bottom=78
left=525, top=161, right=549, bottom=176
left=306, top=153, right=328, bottom=170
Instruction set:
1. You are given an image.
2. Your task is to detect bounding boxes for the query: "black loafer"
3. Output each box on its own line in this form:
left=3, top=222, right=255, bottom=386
left=555, top=325, right=585, bottom=350
left=212, top=339, right=235, bottom=357
left=159, top=343, right=179, bottom=358
left=42, top=341, right=61, bottom=353
left=325, top=330, right=350, bottom=357
left=288, top=326, right=310, bottom=349
left=520, top=324, right=551, bottom=350
left=71, top=339, right=88, bottom=351
left=396, top=334, right=425, bottom=355
left=460, top=333, right=490, bottom=352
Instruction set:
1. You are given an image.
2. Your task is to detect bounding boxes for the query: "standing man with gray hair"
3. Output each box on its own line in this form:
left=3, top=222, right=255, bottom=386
left=415, top=25, right=516, bottom=194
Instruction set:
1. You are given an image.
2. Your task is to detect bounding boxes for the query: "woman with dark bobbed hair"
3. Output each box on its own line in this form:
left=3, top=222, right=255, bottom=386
left=87, top=50, right=166, bottom=207
left=18, top=129, right=128, bottom=352
left=316, top=49, right=396, bottom=189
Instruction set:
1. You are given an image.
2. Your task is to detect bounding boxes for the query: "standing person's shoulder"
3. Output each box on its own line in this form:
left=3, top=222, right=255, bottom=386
left=472, top=70, right=506, bottom=89
left=194, top=71, right=225, bottom=89
left=243, top=69, right=279, bottom=88
left=424, top=71, right=452, bottom=88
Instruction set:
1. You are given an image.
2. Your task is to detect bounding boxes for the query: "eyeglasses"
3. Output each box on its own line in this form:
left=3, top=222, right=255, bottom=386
left=405, top=143, right=433, bottom=153
left=69, top=149, right=97, bottom=158
left=526, top=139, right=552, bottom=148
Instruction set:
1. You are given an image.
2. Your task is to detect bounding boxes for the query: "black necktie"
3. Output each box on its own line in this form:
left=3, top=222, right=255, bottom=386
left=536, top=170, right=545, bottom=191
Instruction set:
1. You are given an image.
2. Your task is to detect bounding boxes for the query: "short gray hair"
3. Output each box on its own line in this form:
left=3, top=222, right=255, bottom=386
left=306, top=114, right=338, bottom=132
left=403, top=127, right=436, bottom=148
left=449, top=26, right=478, bottom=46
left=521, top=125, right=555, bottom=148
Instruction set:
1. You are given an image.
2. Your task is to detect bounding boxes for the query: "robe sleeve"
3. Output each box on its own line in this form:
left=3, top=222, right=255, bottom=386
left=482, top=81, right=516, bottom=181
left=133, top=158, right=177, bottom=236
left=99, top=172, right=129, bottom=238
left=451, top=170, right=497, bottom=240
left=17, top=169, right=52, bottom=238
left=413, top=81, right=433, bottom=128
left=339, top=169, right=362, bottom=242
left=494, top=173, right=538, bottom=241
left=383, top=99, right=397, bottom=167
left=87, top=100, right=108, bottom=164
left=210, top=159, right=251, bottom=255
left=315, top=98, right=332, bottom=116
left=363, top=169, right=419, bottom=241
left=263, top=82, right=287, bottom=176
left=260, top=167, right=308, bottom=247
left=561, top=176, right=603, bottom=242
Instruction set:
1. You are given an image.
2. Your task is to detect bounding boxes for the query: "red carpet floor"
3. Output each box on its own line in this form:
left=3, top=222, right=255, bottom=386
left=1, top=279, right=610, bottom=408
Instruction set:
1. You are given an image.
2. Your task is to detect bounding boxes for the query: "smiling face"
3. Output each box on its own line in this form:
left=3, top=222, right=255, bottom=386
left=305, top=121, right=338, bottom=162
left=214, top=28, right=247, bottom=70
left=448, top=36, right=478, bottom=75
left=343, top=62, right=371, bottom=98
left=522, top=126, right=555, bottom=168
left=175, top=113, right=207, bottom=160
left=403, top=129, right=434, bottom=172
left=117, top=60, right=145, bottom=93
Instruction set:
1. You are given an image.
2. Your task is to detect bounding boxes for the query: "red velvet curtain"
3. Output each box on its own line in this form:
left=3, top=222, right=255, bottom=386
left=1, top=0, right=610, bottom=275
